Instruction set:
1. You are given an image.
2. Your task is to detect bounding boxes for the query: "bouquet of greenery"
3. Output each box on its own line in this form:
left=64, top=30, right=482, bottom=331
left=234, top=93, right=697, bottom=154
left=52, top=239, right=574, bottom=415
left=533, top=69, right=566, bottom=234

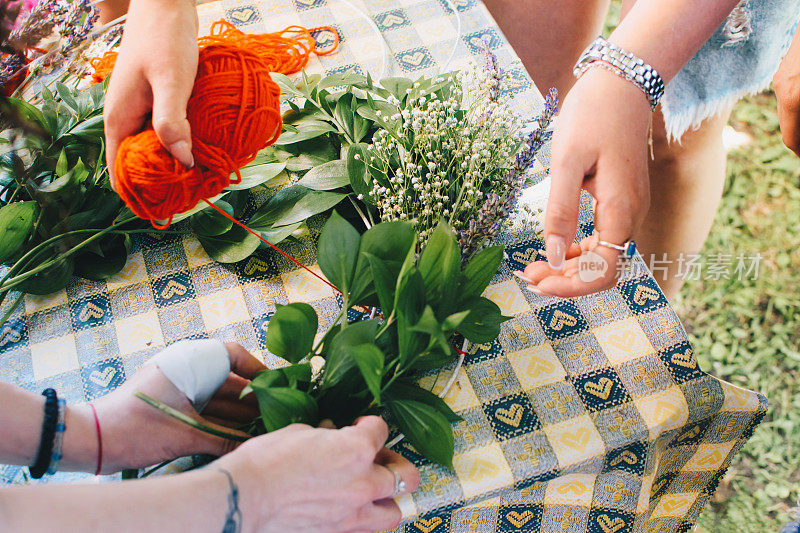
left=244, top=214, right=508, bottom=467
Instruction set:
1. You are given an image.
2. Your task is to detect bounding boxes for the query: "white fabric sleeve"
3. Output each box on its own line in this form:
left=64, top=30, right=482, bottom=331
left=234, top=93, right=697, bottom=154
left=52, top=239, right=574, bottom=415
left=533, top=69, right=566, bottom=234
left=153, top=339, right=231, bottom=412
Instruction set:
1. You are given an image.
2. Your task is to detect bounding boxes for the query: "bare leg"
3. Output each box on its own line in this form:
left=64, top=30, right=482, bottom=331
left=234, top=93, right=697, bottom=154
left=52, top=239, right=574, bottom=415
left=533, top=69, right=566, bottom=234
left=634, top=110, right=731, bottom=300
left=483, top=0, right=610, bottom=97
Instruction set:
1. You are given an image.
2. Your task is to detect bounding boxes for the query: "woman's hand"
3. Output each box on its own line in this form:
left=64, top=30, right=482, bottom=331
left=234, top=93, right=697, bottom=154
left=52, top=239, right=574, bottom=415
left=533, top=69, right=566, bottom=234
left=103, top=0, right=199, bottom=180
left=774, top=24, right=800, bottom=157
left=78, top=342, right=265, bottom=473
left=217, top=416, right=420, bottom=533
left=519, top=68, right=651, bottom=297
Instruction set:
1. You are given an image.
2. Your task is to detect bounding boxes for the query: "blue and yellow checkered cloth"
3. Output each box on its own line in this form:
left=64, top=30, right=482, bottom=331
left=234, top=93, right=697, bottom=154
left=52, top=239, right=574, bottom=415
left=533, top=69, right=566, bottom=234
left=0, top=1, right=765, bottom=532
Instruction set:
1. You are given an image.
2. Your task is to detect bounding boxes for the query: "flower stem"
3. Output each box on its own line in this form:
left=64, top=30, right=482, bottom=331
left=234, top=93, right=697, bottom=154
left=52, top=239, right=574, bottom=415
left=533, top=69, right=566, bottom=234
left=134, top=392, right=249, bottom=443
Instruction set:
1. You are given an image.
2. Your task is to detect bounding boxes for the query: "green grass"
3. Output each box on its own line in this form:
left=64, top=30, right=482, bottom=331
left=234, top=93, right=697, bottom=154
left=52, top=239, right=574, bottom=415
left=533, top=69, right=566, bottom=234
left=675, top=92, right=800, bottom=531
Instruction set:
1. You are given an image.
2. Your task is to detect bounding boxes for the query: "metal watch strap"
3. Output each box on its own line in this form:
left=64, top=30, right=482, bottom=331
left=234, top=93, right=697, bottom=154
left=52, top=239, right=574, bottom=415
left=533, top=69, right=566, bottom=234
left=573, top=36, right=665, bottom=111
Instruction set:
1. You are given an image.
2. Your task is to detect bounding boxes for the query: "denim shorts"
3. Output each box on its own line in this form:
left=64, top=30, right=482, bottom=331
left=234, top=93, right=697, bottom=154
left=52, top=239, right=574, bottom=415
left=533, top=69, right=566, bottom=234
left=663, top=0, right=800, bottom=141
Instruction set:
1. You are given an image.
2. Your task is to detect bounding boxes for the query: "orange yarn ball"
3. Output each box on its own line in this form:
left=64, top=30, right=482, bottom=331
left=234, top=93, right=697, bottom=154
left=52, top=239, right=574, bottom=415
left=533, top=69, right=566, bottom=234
left=114, top=43, right=282, bottom=229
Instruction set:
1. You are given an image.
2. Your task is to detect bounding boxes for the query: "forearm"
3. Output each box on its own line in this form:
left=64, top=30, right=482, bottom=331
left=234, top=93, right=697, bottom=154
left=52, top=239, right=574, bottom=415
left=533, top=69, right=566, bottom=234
left=0, top=382, right=97, bottom=472
left=611, top=0, right=742, bottom=82
left=0, top=467, right=251, bottom=533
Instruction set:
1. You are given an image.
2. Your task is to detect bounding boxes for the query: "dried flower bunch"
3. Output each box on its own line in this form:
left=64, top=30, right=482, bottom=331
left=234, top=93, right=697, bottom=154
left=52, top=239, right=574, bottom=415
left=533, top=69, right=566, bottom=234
left=349, top=42, right=557, bottom=259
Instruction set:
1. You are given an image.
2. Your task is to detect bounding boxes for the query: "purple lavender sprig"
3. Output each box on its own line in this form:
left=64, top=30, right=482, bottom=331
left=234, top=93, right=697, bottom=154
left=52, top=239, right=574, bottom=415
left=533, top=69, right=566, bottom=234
left=477, top=37, right=502, bottom=103
left=459, top=88, right=559, bottom=261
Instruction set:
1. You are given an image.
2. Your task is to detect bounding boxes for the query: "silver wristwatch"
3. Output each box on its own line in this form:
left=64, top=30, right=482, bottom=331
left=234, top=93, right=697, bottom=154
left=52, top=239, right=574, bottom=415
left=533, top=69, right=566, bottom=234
left=573, top=36, right=665, bottom=111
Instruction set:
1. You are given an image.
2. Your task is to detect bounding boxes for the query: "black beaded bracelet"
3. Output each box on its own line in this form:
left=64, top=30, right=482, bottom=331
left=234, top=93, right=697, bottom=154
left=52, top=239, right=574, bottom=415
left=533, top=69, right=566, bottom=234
left=29, top=388, right=58, bottom=479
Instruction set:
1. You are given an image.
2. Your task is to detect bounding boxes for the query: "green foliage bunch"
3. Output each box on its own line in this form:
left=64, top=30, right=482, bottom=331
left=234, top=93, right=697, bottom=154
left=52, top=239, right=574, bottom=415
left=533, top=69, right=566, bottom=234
left=244, top=213, right=509, bottom=467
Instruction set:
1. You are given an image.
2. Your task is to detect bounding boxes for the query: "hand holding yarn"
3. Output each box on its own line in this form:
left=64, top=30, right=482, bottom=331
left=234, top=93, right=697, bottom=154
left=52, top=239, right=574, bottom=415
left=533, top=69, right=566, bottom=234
left=103, top=19, right=339, bottom=228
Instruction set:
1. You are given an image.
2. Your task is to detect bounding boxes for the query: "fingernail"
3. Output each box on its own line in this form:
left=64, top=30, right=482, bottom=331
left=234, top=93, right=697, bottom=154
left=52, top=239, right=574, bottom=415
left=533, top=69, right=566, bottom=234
left=169, top=140, right=195, bottom=168
left=527, top=286, right=547, bottom=296
left=546, top=235, right=566, bottom=271
left=512, top=270, right=534, bottom=284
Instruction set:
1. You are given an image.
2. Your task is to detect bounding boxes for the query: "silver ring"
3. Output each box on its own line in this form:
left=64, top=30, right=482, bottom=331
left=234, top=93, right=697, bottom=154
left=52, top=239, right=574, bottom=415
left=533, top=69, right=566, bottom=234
left=597, top=239, right=637, bottom=260
left=384, top=464, right=406, bottom=497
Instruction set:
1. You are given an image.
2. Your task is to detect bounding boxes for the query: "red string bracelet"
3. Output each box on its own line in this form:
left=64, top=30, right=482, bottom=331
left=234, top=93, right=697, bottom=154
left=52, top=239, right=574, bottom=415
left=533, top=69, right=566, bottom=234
left=89, top=403, right=102, bottom=476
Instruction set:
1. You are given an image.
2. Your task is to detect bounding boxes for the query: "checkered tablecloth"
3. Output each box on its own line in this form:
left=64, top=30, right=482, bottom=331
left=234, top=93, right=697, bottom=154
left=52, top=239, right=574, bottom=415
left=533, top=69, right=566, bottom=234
left=0, top=1, right=766, bottom=532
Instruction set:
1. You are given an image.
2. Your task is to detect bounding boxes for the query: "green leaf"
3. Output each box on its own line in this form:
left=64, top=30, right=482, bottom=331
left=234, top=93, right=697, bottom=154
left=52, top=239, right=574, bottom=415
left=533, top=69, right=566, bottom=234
left=251, top=386, right=319, bottom=432
left=68, top=114, right=105, bottom=140
left=265, top=302, right=318, bottom=364
left=284, top=141, right=338, bottom=172
left=349, top=220, right=417, bottom=305
left=347, top=143, right=371, bottom=197
left=351, top=343, right=385, bottom=403
left=317, top=72, right=368, bottom=90
left=380, top=77, right=413, bottom=103
left=259, top=221, right=303, bottom=245
left=442, top=310, right=470, bottom=331
left=190, top=200, right=234, bottom=237
left=55, top=82, right=80, bottom=114
left=365, top=252, right=395, bottom=315
left=55, top=149, right=68, bottom=176
left=275, top=121, right=337, bottom=145
left=317, top=212, right=360, bottom=294
left=411, top=305, right=451, bottom=356
left=388, top=399, right=455, bottom=467
left=197, top=225, right=260, bottom=263
left=296, top=159, right=349, bottom=190
left=247, top=185, right=309, bottom=230
left=270, top=72, right=302, bottom=98
left=323, top=318, right=380, bottom=387
left=457, top=297, right=512, bottom=343
left=418, top=220, right=461, bottom=316
left=0, top=201, right=38, bottom=264
left=18, top=258, right=74, bottom=295
left=271, top=190, right=346, bottom=227
left=74, top=234, right=130, bottom=280
left=227, top=162, right=286, bottom=190
left=461, top=245, right=503, bottom=300
left=385, top=381, right=461, bottom=423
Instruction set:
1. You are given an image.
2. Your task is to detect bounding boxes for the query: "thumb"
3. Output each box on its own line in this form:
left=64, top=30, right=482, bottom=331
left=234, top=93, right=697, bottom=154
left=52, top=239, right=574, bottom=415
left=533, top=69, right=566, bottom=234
left=544, top=155, right=584, bottom=271
left=151, top=76, right=194, bottom=169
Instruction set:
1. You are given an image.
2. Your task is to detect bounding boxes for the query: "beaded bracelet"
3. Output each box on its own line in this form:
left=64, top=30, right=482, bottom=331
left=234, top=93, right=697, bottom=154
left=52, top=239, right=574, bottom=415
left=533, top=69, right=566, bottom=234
left=29, top=388, right=58, bottom=479
left=46, top=398, right=66, bottom=475
left=573, top=36, right=665, bottom=111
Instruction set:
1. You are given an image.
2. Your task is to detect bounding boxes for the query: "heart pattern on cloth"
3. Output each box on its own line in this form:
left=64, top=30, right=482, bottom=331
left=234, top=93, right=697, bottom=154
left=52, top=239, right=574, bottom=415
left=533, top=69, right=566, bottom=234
left=414, top=517, right=443, bottom=532
left=677, top=425, right=701, bottom=442
left=511, top=247, right=538, bottom=264
left=597, top=514, right=626, bottom=533
left=651, top=478, right=669, bottom=496
left=467, top=458, right=500, bottom=482
left=295, top=0, right=317, bottom=5
left=662, top=496, right=690, bottom=513
left=228, top=7, right=255, bottom=22
left=78, top=302, right=104, bottom=321
left=495, top=404, right=524, bottom=427
left=607, top=330, right=635, bottom=352
left=584, top=377, right=614, bottom=400
left=633, top=284, right=661, bottom=306
left=671, top=348, right=697, bottom=368
left=402, top=51, right=427, bottom=66
left=161, top=280, right=188, bottom=299
left=555, top=480, right=588, bottom=495
left=560, top=428, right=590, bottom=451
left=243, top=257, right=271, bottom=276
left=89, top=367, right=117, bottom=387
left=610, top=450, right=638, bottom=466
left=550, top=309, right=578, bottom=331
left=381, top=13, right=406, bottom=27
left=0, top=325, right=21, bottom=346
left=506, top=510, right=534, bottom=527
